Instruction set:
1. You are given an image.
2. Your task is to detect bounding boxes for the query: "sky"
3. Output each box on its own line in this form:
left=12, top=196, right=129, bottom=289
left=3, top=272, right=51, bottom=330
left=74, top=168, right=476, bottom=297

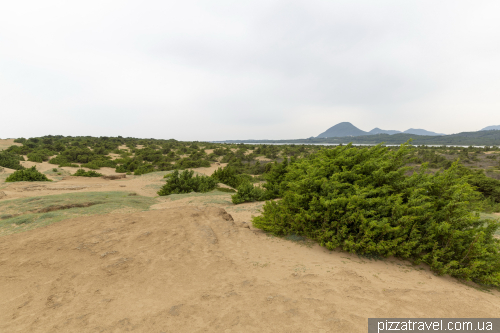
left=1, top=0, right=499, bottom=141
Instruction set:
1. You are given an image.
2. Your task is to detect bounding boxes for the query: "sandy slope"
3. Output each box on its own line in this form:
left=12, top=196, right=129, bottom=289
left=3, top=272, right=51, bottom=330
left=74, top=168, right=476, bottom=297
left=0, top=206, right=499, bottom=333
left=0, top=139, right=22, bottom=151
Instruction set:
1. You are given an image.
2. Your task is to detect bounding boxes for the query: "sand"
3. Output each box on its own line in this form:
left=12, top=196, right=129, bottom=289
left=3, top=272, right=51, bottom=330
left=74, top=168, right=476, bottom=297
left=1, top=152, right=500, bottom=332
left=0, top=139, right=22, bottom=151
left=0, top=206, right=499, bottom=332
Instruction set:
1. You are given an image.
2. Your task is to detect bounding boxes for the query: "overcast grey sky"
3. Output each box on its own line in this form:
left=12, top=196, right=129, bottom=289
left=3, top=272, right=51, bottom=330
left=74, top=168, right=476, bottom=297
left=1, top=0, right=499, bottom=140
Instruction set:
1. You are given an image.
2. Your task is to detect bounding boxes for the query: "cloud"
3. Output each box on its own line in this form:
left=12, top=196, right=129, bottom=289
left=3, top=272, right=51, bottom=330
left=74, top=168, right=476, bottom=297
left=1, top=0, right=500, bottom=140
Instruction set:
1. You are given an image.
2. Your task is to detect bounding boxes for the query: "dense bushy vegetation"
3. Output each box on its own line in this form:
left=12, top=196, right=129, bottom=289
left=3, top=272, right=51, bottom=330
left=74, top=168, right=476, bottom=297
left=0, top=151, right=24, bottom=170
left=211, top=166, right=252, bottom=188
left=73, top=169, right=103, bottom=177
left=4, top=135, right=500, bottom=284
left=157, top=170, right=218, bottom=196
left=5, top=166, right=51, bottom=182
left=251, top=143, right=500, bottom=286
left=231, top=182, right=267, bottom=204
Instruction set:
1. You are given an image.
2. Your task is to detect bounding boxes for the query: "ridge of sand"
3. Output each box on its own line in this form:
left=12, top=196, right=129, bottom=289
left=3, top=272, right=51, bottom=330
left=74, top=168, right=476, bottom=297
left=0, top=206, right=499, bottom=332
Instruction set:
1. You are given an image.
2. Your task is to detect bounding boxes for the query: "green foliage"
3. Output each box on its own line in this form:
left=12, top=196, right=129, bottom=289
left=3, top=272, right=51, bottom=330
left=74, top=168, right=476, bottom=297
left=134, top=164, right=156, bottom=175
left=157, top=170, right=218, bottom=196
left=412, top=149, right=453, bottom=169
left=252, top=143, right=500, bottom=286
left=231, top=183, right=267, bottom=204
left=73, top=169, right=103, bottom=177
left=0, top=151, right=24, bottom=170
left=115, top=157, right=143, bottom=173
left=211, top=166, right=239, bottom=188
left=261, top=158, right=291, bottom=199
left=5, top=166, right=52, bottom=182
left=175, top=158, right=210, bottom=169
left=81, top=159, right=116, bottom=170
left=457, top=166, right=500, bottom=203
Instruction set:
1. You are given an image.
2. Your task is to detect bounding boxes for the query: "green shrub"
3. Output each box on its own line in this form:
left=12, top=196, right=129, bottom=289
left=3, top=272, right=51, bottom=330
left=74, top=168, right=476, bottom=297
left=0, top=151, right=24, bottom=170
left=115, top=157, right=143, bottom=173
left=48, top=155, right=67, bottom=165
left=457, top=166, right=500, bottom=203
left=252, top=143, right=500, bottom=286
left=261, top=158, right=291, bottom=199
left=27, top=153, right=44, bottom=163
left=81, top=159, right=116, bottom=169
left=73, top=169, right=103, bottom=177
left=5, top=166, right=51, bottom=182
left=175, top=158, right=211, bottom=169
left=231, top=183, right=267, bottom=204
left=211, top=166, right=241, bottom=188
left=157, top=170, right=217, bottom=196
left=211, top=165, right=258, bottom=189
left=134, top=164, right=155, bottom=175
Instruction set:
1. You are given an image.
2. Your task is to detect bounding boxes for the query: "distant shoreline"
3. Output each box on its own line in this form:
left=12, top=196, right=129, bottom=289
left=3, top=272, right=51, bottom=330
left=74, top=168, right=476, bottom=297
left=215, top=130, right=500, bottom=146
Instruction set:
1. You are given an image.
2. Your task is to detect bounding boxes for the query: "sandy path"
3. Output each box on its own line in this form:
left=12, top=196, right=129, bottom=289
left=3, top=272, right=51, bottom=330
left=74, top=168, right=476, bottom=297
left=0, top=206, right=498, bottom=333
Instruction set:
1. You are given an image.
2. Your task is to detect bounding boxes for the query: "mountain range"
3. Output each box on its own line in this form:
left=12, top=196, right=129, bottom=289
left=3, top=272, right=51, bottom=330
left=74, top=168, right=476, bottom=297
left=481, top=125, right=500, bottom=131
left=316, top=122, right=446, bottom=138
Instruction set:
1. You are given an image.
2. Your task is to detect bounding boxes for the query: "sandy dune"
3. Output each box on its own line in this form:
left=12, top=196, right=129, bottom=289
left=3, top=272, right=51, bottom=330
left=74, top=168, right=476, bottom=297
left=0, top=206, right=499, bottom=333
left=1, top=145, right=500, bottom=332
left=0, top=139, right=22, bottom=151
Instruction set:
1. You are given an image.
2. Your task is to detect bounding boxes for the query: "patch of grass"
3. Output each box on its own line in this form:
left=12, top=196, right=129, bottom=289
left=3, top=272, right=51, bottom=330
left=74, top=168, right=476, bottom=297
left=167, top=190, right=231, bottom=201
left=134, top=171, right=172, bottom=180
left=43, top=168, right=71, bottom=180
left=216, top=187, right=236, bottom=193
left=0, top=191, right=158, bottom=236
left=282, top=233, right=314, bottom=248
left=357, top=253, right=385, bottom=261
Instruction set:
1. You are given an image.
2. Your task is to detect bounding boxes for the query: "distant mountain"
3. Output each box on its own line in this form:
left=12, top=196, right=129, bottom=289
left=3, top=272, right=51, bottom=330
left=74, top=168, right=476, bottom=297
left=403, top=128, right=445, bottom=136
left=317, top=122, right=444, bottom=138
left=368, top=128, right=401, bottom=135
left=481, top=125, right=500, bottom=131
left=316, top=122, right=367, bottom=138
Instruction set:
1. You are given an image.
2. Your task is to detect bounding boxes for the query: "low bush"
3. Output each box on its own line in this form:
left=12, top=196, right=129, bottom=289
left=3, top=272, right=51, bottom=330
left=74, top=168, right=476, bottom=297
left=5, top=166, right=51, bottom=182
left=134, top=164, right=155, bottom=175
left=211, top=166, right=241, bottom=188
left=211, top=165, right=259, bottom=189
left=157, top=170, right=217, bottom=196
left=0, top=151, right=24, bottom=170
left=73, top=169, right=103, bottom=177
left=81, top=159, right=116, bottom=170
left=175, top=158, right=210, bottom=169
left=457, top=166, right=500, bottom=203
left=231, top=183, right=267, bottom=204
left=252, top=143, right=500, bottom=286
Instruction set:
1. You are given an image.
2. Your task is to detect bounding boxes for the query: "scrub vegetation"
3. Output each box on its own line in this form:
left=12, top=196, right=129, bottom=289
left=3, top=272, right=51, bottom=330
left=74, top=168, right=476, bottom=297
left=5, top=166, right=51, bottom=182
left=2, top=135, right=500, bottom=284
